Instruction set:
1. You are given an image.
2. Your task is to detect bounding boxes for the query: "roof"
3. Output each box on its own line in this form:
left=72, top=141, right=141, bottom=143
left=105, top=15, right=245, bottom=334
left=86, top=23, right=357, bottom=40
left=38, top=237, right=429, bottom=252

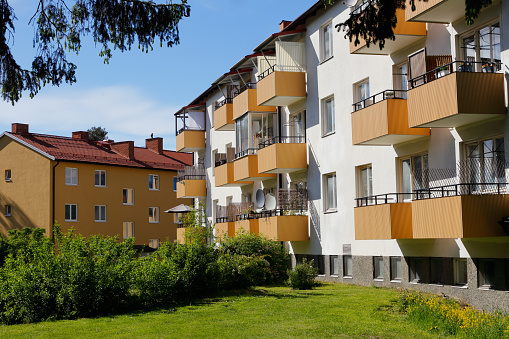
left=3, top=132, right=192, bottom=171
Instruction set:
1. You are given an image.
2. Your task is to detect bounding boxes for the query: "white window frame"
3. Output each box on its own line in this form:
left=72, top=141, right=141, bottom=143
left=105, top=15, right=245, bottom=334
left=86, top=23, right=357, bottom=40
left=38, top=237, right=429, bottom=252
left=454, top=258, right=468, bottom=286
left=399, top=153, right=429, bottom=201
left=95, top=205, right=107, bottom=222
left=149, top=207, right=159, bottom=223
left=343, top=255, right=353, bottom=278
left=330, top=255, right=339, bottom=276
left=65, top=168, right=78, bottom=186
left=321, top=96, right=335, bottom=137
left=5, top=205, right=11, bottom=217
left=320, top=20, right=333, bottom=62
left=65, top=204, right=78, bottom=222
left=356, top=165, right=373, bottom=204
left=149, top=239, right=160, bottom=249
left=459, top=20, right=501, bottom=70
left=149, top=174, right=159, bottom=191
left=123, top=222, right=135, bottom=239
left=390, top=256, right=402, bottom=281
left=95, top=170, right=107, bottom=187
left=5, top=169, right=11, bottom=182
left=324, top=172, right=337, bottom=212
left=123, top=188, right=134, bottom=205
left=373, top=256, right=384, bottom=280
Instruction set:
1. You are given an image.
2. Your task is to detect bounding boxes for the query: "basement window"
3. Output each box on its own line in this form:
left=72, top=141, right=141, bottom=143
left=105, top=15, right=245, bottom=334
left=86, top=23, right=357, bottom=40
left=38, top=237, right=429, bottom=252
left=5, top=170, right=11, bottom=182
left=5, top=205, right=11, bottom=217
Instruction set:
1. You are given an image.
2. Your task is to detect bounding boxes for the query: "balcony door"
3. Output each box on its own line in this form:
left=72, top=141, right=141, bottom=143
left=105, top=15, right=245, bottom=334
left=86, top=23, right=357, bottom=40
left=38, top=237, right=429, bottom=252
left=291, top=110, right=306, bottom=142
left=400, top=154, right=428, bottom=201
left=394, top=62, right=408, bottom=99
left=461, top=21, right=500, bottom=71
left=464, top=137, right=505, bottom=191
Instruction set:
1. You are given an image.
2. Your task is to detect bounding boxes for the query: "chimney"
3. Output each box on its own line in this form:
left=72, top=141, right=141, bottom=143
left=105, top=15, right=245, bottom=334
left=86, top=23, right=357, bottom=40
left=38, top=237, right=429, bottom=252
left=280, top=20, right=292, bottom=32
left=146, top=137, right=163, bottom=155
left=111, top=141, right=135, bottom=160
left=11, top=123, right=29, bottom=134
left=72, top=131, right=89, bottom=140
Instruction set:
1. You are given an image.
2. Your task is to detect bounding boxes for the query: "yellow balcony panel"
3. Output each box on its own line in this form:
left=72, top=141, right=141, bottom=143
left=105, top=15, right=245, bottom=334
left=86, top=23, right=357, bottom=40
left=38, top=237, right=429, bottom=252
left=350, top=9, right=426, bottom=55
left=215, top=222, right=234, bottom=239
left=257, top=71, right=307, bottom=107
left=233, top=155, right=277, bottom=181
left=176, top=227, right=208, bottom=244
left=258, top=143, right=307, bottom=173
left=176, top=130, right=205, bottom=152
left=234, top=219, right=259, bottom=235
left=355, top=203, right=413, bottom=240
left=176, top=228, right=186, bottom=243
left=214, top=103, right=235, bottom=131
left=407, top=72, right=505, bottom=128
left=215, top=163, right=252, bottom=187
left=351, top=99, right=429, bottom=146
left=405, top=0, right=465, bottom=23
left=233, top=89, right=277, bottom=120
left=176, top=179, right=206, bottom=199
left=412, top=195, right=509, bottom=239
left=259, top=215, right=309, bottom=241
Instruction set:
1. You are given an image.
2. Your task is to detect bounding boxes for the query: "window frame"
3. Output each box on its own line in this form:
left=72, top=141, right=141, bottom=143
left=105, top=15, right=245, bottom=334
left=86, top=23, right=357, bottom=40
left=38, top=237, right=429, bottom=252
left=390, top=256, right=402, bottom=282
left=356, top=164, right=373, bottom=203
left=65, top=204, right=78, bottom=222
left=173, top=177, right=177, bottom=192
left=398, top=152, right=429, bottom=201
left=65, top=167, right=78, bottom=186
left=454, top=258, right=468, bottom=286
left=321, top=96, right=335, bottom=137
left=324, top=172, right=337, bottom=212
left=343, top=255, right=353, bottom=278
left=149, top=239, right=160, bottom=249
left=459, top=20, right=500, bottom=70
left=123, top=188, right=134, bottom=205
left=95, top=205, right=107, bottom=222
left=478, top=258, right=496, bottom=289
left=149, top=174, right=159, bottom=191
left=149, top=207, right=160, bottom=223
left=354, top=78, right=370, bottom=109
left=373, top=256, right=384, bottom=280
left=320, top=20, right=333, bottom=62
left=330, top=255, right=339, bottom=276
left=123, top=222, right=135, bottom=239
left=5, top=169, right=11, bottom=182
left=5, top=205, right=11, bottom=217
left=95, top=170, right=107, bottom=187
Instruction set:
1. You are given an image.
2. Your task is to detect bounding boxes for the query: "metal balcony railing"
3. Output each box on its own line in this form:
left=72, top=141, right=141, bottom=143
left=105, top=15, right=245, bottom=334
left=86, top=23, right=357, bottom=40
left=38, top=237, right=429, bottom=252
left=355, top=193, right=410, bottom=207
left=177, top=165, right=206, bottom=182
left=234, top=148, right=258, bottom=160
left=258, top=136, right=306, bottom=149
left=352, top=89, right=407, bottom=112
left=232, top=82, right=256, bottom=98
left=215, top=98, right=233, bottom=110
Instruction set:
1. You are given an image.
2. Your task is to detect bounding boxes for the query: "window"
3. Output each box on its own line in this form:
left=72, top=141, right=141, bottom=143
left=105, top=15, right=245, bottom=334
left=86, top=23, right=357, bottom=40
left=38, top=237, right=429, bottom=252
left=5, top=169, right=11, bottom=182
left=465, top=137, right=505, bottom=188
left=65, top=204, right=78, bottom=221
left=409, top=257, right=425, bottom=283
left=4, top=205, right=11, bottom=217
left=354, top=79, right=370, bottom=110
left=149, top=207, right=159, bottom=223
left=321, top=21, right=333, bottom=61
left=478, top=258, right=495, bottom=289
left=430, top=258, right=443, bottom=284
left=149, top=174, right=159, bottom=190
left=123, top=222, right=134, bottom=239
left=394, top=62, right=408, bottom=99
left=461, top=21, right=500, bottom=71
left=330, top=255, right=339, bottom=276
left=400, top=153, right=428, bottom=200
left=317, top=255, right=325, bottom=275
left=123, top=188, right=134, bottom=205
left=149, top=239, right=160, bottom=249
left=291, top=111, right=306, bottom=140
left=174, top=212, right=183, bottom=224
left=390, top=257, right=402, bottom=281
left=95, top=170, right=106, bottom=187
left=324, top=173, right=337, bottom=211
left=173, top=177, right=177, bottom=192
left=322, top=96, right=335, bottom=136
left=357, top=165, right=373, bottom=205
left=373, top=256, right=384, bottom=280
left=65, top=168, right=78, bottom=186
left=95, top=205, right=107, bottom=222
left=343, top=255, right=353, bottom=277
left=454, top=258, right=468, bottom=286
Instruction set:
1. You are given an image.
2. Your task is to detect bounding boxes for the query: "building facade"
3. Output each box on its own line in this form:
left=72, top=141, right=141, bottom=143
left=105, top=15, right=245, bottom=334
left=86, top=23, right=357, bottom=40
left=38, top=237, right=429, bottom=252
left=174, top=0, right=509, bottom=310
left=0, top=123, right=193, bottom=247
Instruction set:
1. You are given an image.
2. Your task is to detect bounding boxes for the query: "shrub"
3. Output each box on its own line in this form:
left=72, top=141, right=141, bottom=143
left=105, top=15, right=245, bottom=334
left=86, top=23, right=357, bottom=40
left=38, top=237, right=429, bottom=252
left=219, top=233, right=289, bottom=284
left=217, top=253, right=269, bottom=290
left=287, top=258, right=319, bottom=290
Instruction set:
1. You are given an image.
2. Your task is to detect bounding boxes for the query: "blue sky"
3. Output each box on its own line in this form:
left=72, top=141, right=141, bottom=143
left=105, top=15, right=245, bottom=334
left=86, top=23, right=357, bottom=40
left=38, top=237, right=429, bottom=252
left=1, top=0, right=315, bottom=150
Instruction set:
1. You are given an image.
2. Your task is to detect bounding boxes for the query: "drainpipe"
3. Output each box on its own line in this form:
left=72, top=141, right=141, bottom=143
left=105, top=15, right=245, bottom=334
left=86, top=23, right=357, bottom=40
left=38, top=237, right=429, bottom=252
left=51, top=160, right=60, bottom=240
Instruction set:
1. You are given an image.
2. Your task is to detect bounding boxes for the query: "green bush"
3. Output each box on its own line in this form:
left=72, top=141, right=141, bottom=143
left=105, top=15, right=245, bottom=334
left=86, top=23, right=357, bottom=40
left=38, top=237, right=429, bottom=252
left=219, top=233, right=289, bottom=284
left=217, top=253, right=269, bottom=289
left=287, top=258, right=319, bottom=290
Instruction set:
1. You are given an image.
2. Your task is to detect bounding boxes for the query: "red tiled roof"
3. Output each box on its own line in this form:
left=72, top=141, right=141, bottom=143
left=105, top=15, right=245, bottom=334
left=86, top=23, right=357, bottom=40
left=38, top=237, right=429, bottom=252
left=8, top=132, right=192, bottom=171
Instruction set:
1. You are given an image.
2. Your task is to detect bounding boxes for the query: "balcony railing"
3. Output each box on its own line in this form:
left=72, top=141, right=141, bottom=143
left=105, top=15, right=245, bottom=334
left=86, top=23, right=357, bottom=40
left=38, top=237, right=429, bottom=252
left=352, top=89, right=407, bottom=112
left=258, top=136, right=306, bottom=149
left=233, top=82, right=256, bottom=98
left=176, top=126, right=204, bottom=136
left=414, top=183, right=508, bottom=200
left=258, top=65, right=276, bottom=80
left=409, top=61, right=502, bottom=89
left=177, top=165, right=206, bottom=182
left=350, top=0, right=374, bottom=15
left=355, top=193, right=410, bottom=207
left=215, top=98, right=233, bottom=110
left=234, top=148, right=258, bottom=160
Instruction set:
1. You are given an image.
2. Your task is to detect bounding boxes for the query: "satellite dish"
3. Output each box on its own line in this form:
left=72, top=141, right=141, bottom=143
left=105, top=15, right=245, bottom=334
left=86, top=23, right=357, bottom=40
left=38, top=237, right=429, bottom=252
left=265, top=193, right=276, bottom=211
left=255, top=189, right=265, bottom=209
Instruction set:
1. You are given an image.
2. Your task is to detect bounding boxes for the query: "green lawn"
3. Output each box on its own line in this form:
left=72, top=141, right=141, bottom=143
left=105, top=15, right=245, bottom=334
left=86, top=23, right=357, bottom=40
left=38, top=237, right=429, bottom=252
left=0, top=283, right=441, bottom=339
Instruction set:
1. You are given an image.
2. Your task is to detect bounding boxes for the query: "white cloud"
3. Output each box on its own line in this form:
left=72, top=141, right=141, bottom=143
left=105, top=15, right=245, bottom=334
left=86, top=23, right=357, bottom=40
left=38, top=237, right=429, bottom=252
left=1, top=86, right=179, bottom=150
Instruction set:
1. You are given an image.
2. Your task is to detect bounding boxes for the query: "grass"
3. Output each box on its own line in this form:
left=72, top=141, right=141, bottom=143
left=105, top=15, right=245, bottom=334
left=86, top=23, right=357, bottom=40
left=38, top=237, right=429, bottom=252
left=0, top=283, right=441, bottom=339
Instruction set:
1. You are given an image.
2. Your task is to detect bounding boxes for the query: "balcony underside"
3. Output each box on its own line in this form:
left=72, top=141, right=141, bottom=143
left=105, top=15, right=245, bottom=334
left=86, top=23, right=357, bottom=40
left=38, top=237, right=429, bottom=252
left=215, top=163, right=252, bottom=187
left=351, top=99, right=429, bottom=146
left=234, top=219, right=259, bottom=235
left=257, top=71, right=306, bottom=107
left=214, top=103, right=235, bottom=131
left=233, top=155, right=277, bottom=181
left=412, top=195, right=509, bottom=239
left=176, top=130, right=205, bottom=153
left=258, top=143, right=307, bottom=173
left=258, top=215, right=309, bottom=241
left=176, top=180, right=206, bottom=199
left=354, top=203, right=413, bottom=240
left=233, top=89, right=277, bottom=120
left=407, top=72, right=506, bottom=128
left=215, top=222, right=234, bottom=239
left=405, top=0, right=465, bottom=23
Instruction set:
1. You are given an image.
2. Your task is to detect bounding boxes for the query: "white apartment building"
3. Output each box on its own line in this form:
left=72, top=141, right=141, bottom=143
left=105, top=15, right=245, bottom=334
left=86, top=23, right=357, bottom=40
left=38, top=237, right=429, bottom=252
left=173, top=0, right=509, bottom=310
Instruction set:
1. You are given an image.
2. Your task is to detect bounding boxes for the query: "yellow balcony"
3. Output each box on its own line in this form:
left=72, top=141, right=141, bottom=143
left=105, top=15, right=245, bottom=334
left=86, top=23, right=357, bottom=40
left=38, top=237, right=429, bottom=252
left=405, top=0, right=465, bottom=23
left=407, top=72, right=505, bottom=128
left=176, top=130, right=205, bottom=153
left=176, top=227, right=186, bottom=243
left=215, top=222, right=234, bottom=239
left=354, top=203, right=413, bottom=240
left=412, top=194, right=509, bottom=239
left=176, top=179, right=206, bottom=199
left=233, top=155, right=277, bottom=181
left=215, top=163, right=252, bottom=187
left=351, top=97, right=429, bottom=145
left=234, top=219, right=259, bottom=235
left=257, top=142, right=307, bottom=173
left=214, top=103, right=235, bottom=131
left=257, top=71, right=306, bottom=107
left=233, top=88, right=276, bottom=120
left=176, top=227, right=208, bottom=244
left=258, top=215, right=309, bottom=241
left=350, top=9, right=426, bottom=55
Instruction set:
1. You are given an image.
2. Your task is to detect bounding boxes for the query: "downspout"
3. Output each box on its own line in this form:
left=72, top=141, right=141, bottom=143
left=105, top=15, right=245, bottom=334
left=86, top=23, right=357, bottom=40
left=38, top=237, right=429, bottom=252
left=51, top=160, right=60, bottom=240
